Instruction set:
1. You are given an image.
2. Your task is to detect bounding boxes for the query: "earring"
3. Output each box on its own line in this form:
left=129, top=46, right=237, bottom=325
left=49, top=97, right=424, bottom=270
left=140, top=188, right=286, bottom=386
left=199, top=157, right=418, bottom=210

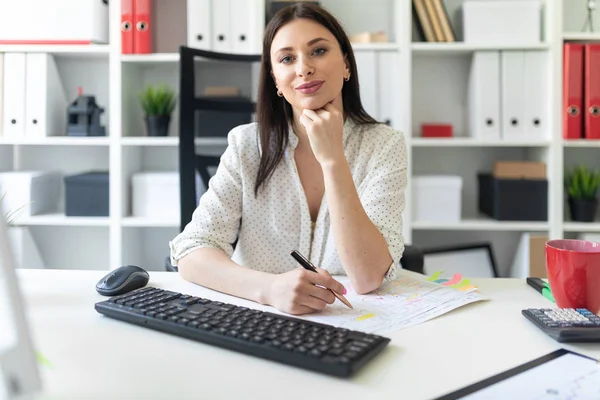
left=277, top=90, right=283, bottom=97
left=344, top=75, right=350, bottom=82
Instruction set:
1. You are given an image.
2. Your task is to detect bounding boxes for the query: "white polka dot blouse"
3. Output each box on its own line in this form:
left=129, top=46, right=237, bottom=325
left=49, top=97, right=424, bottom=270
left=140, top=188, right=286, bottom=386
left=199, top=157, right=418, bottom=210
left=169, top=117, right=407, bottom=282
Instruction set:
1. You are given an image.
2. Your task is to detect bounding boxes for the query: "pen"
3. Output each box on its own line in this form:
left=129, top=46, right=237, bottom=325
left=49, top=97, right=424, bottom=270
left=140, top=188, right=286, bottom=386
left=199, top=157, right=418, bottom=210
left=290, top=250, right=353, bottom=309
left=526, top=277, right=555, bottom=303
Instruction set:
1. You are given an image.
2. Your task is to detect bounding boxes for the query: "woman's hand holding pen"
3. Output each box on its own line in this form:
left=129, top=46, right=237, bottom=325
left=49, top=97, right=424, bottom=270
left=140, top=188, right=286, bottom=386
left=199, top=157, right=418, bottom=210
left=299, top=102, right=345, bottom=167
left=265, top=267, right=347, bottom=315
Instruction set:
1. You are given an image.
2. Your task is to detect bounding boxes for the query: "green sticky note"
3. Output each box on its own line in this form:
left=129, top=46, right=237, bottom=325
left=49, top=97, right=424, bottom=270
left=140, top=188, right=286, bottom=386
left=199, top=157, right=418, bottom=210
left=36, top=351, right=53, bottom=368
left=427, top=271, right=443, bottom=282
left=542, top=283, right=555, bottom=303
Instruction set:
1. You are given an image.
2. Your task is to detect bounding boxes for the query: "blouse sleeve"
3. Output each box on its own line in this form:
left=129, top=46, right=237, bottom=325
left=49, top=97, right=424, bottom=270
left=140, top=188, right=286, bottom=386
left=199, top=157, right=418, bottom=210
left=169, top=128, right=245, bottom=266
left=357, top=130, right=408, bottom=281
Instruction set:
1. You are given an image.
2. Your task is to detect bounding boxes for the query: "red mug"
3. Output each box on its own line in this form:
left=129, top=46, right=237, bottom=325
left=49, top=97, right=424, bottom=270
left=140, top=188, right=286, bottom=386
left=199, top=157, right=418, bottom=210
left=545, top=239, right=600, bottom=314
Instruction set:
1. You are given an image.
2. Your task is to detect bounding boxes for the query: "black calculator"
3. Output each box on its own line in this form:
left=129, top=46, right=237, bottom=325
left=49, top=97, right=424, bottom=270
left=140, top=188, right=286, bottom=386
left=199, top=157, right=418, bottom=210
left=522, top=308, right=600, bottom=343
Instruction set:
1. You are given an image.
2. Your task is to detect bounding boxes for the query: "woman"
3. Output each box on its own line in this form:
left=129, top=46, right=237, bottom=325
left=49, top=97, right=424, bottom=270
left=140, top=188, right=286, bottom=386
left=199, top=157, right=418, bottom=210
left=170, top=3, right=407, bottom=315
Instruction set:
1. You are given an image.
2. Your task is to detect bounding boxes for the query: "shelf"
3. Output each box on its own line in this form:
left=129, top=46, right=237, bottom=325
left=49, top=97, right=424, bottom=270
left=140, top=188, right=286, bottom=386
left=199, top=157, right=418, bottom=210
left=120, top=43, right=401, bottom=63
left=122, top=217, right=178, bottom=228
left=412, top=218, right=549, bottom=231
left=0, top=137, right=111, bottom=146
left=411, top=138, right=551, bottom=147
left=411, top=42, right=550, bottom=54
left=563, top=222, right=600, bottom=232
left=563, top=139, right=600, bottom=147
left=563, top=32, right=600, bottom=41
left=121, top=53, right=180, bottom=63
left=0, top=44, right=109, bottom=58
left=121, top=137, right=228, bottom=146
left=14, top=213, right=110, bottom=227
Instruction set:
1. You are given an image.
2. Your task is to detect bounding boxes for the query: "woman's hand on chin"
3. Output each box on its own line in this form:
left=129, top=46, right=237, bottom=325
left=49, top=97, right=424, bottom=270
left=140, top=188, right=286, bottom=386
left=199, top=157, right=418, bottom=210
left=299, top=102, right=345, bottom=166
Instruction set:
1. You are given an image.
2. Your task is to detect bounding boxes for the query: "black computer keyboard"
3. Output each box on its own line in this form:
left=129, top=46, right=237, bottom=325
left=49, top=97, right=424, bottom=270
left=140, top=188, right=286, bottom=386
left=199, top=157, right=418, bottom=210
left=522, top=308, right=600, bottom=343
left=94, top=286, right=390, bottom=377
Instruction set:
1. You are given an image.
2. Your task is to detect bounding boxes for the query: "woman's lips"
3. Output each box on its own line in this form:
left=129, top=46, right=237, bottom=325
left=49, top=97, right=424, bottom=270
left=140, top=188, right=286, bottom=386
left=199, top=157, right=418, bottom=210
left=296, top=81, right=324, bottom=94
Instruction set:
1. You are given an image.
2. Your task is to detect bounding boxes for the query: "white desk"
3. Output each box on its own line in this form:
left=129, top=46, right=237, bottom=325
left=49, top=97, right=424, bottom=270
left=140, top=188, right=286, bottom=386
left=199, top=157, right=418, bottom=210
left=17, top=269, right=600, bottom=400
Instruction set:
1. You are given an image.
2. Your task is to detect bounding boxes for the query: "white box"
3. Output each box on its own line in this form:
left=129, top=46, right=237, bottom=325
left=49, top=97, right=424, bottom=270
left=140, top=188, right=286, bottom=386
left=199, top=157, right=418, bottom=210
left=412, top=176, right=463, bottom=222
left=132, top=172, right=180, bottom=219
left=0, top=0, right=109, bottom=44
left=462, top=0, right=542, bottom=45
left=0, top=171, right=62, bottom=218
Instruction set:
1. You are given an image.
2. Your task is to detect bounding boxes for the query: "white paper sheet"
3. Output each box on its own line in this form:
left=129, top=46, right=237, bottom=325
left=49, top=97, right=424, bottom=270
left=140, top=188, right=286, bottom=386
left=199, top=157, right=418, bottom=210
left=461, top=353, right=600, bottom=399
left=294, top=270, right=487, bottom=335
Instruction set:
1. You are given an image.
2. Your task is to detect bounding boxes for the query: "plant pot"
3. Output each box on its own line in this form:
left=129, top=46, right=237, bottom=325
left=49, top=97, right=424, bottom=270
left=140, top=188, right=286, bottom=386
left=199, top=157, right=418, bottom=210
left=144, top=115, right=171, bottom=137
left=568, top=197, right=598, bottom=222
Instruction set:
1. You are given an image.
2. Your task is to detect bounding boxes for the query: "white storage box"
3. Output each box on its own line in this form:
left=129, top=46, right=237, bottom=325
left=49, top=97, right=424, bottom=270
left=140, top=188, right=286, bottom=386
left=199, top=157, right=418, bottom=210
left=462, top=0, right=542, bottom=45
left=0, top=0, right=109, bottom=44
left=0, top=171, right=62, bottom=217
left=412, top=175, right=463, bottom=223
left=132, top=172, right=180, bottom=219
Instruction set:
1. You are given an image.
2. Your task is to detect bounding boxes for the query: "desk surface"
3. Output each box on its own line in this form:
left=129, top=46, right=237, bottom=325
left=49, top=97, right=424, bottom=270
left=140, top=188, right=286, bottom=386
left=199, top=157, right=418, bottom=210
left=17, top=269, right=600, bottom=400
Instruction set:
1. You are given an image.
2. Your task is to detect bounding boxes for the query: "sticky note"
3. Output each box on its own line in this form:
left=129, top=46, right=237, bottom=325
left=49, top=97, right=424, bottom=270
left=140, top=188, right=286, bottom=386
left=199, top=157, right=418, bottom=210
left=427, top=271, right=443, bottom=281
left=442, top=273, right=463, bottom=286
left=36, top=351, right=53, bottom=368
left=355, top=313, right=376, bottom=321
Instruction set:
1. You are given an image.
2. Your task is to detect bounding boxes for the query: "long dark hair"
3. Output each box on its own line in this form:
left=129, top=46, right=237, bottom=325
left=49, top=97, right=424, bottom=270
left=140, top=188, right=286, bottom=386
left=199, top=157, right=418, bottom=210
left=254, top=3, right=377, bottom=196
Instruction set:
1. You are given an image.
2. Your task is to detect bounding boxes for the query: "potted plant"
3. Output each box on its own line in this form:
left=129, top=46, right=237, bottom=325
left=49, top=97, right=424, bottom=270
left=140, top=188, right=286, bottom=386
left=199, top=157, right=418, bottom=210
left=1, top=186, right=45, bottom=269
left=139, top=84, right=177, bottom=137
left=565, top=165, right=600, bottom=222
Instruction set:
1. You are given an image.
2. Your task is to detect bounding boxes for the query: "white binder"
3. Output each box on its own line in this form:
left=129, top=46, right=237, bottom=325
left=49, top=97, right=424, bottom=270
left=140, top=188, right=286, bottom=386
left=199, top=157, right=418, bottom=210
left=211, top=0, right=232, bottom=53
left=500, top=51, right=526, bottom=140
left=187, top=0, right=212, bottom=50
left=25, top=54, right=68, bottom=138
left=377, top=51, right=398, bottom=127
left=0, top=53, right=3, bottom=138
left=354, top=51, right=378, bottom=120
left=231, top=0, right=265, bottom=54
left=2, top=53, right=26, bottom=139
left=468, top=51, right=501, bottom=140
left=523, top=51, right=548, bottom=140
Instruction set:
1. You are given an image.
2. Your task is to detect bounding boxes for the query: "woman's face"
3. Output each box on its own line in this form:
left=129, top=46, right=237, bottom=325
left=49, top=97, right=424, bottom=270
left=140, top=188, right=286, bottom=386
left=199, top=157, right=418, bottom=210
left=270, top=18, right=349, bottom=112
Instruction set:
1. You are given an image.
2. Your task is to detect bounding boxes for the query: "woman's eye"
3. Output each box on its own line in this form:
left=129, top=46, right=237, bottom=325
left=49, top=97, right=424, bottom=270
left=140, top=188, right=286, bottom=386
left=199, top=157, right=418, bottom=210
left=313, top=47, right=327, bottom=56
left=280, top=55, right=293, bottom=64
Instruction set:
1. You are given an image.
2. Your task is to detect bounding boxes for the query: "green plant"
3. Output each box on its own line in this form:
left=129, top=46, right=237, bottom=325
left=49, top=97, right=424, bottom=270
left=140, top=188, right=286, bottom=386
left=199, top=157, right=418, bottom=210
left=139, top=85, right=177, bottom=116
left=565, top=165, right=600, bottom=200
left=0, top=187, right=28, bottom=225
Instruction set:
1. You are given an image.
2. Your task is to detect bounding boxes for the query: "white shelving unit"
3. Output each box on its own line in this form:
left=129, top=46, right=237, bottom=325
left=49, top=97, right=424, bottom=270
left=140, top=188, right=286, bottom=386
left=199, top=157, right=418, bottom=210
left=1, top=0, right=600, bottom=276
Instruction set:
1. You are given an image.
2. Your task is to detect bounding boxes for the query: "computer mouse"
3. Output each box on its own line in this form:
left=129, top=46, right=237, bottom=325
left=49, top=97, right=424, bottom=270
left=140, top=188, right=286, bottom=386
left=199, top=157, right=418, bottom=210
left=96, top=265, right=150, bottom=296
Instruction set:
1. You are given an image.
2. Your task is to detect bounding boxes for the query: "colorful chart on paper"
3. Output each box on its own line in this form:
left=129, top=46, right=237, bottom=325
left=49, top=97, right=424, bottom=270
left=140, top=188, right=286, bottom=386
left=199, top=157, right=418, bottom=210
left=297, top=270, right=487, bottom=335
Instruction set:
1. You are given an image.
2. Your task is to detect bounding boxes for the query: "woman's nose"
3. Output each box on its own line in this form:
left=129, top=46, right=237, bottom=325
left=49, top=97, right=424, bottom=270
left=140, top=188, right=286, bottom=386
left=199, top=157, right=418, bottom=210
left=296, top=59, right=314, bottom=77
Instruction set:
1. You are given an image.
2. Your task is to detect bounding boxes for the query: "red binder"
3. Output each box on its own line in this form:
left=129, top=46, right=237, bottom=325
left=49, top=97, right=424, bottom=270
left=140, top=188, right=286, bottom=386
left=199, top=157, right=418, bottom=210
left=585, top=44, right=600, bottom=139
left=563, top=43, right=584, bottom=140
left=121, top=0, right=134, bottom=54
left=133, top=0, right=152, bottom=54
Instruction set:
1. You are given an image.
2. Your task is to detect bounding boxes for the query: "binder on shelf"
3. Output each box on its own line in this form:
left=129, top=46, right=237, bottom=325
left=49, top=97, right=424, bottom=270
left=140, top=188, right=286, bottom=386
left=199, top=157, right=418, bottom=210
left=431, top=0, right=455, bottom=42
left=187, top=0, right=265, bottom=54
left=121, top=0, right=134, bottom=54
left=423, top=0, right=444, bottom=41
left=2, top=53, right=26, bottom=139
left=133, top=0, right=152, bottom=54
left=584, top=43, right=600, bottom=140
left=523, top=51, right=549, bottom=140
left=231, top=0, right=265, bottom=54
left=211, top=0, right=232, bottom=53
left=563, top=43, right=584, bottom=140
left=187, top=0, right=212, bottom=50
left=468, top=51, right=501, bottom=140
left=0, top=0, right=109, bottom=44
left=0, top=53, right=3, bottom=138
left=25, top=54, right=68, bottom=139
left=500, top=51, right=525, bottom=140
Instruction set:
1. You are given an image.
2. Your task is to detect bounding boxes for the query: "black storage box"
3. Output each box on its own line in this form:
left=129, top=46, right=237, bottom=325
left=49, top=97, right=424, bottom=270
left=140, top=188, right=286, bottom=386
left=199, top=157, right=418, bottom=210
left=477, top=173, right=548, bottom=221
left=195, top=96, right=252, bottom=137
left=65, top=172, right=109, bottom=216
